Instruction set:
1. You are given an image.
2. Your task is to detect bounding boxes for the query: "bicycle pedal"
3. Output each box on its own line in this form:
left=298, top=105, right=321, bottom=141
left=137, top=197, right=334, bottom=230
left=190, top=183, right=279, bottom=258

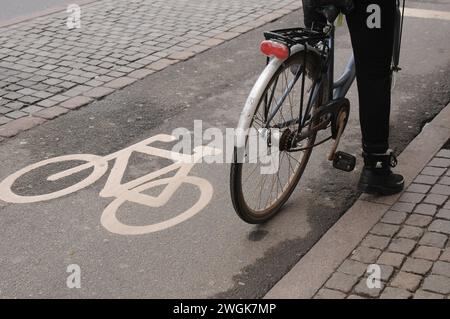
left=333, top=151, right=356, bottom=172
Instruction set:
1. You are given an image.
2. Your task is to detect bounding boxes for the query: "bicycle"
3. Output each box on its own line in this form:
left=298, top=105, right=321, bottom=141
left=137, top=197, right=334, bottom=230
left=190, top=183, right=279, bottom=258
left=0, top=134, right=221, bottom=235
left=230, top=0, right=406, bottom=224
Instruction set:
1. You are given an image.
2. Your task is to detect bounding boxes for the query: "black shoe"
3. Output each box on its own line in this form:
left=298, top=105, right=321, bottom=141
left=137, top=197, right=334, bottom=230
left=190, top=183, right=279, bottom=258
left=358, top=150, right=405, bottom=196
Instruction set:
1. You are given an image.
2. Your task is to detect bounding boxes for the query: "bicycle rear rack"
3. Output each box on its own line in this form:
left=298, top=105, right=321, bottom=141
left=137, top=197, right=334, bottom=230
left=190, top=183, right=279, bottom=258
left=264, top=27, right=329, bottom=48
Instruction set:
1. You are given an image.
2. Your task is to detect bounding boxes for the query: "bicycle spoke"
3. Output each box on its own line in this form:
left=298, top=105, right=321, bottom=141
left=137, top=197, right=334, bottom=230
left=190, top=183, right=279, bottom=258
left=242, top=162, right=260, bottom=185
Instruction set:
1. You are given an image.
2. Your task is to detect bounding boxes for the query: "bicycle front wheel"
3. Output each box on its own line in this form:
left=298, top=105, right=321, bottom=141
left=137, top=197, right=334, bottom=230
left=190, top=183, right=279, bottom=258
left=230, top=49, right=327, bottom=224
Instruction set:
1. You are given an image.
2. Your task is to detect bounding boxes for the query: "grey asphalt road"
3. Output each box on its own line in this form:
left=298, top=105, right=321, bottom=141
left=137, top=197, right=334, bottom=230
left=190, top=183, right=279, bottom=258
left=0, top=6, right=449, bottom=298
left=0, top=0, right=94, bottom=23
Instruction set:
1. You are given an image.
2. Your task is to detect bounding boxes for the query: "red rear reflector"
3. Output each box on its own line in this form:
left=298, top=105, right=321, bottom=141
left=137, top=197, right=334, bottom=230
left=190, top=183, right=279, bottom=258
left=260, top=40, right=289, bottom=60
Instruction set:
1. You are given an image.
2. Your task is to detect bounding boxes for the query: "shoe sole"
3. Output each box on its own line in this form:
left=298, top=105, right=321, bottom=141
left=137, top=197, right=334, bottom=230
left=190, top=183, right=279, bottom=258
left=358, top=182, right=404, bottom=196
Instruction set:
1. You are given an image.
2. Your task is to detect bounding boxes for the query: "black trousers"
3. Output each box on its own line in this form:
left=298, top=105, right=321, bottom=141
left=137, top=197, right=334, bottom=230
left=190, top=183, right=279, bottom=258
left=346, top=0, right=396, bottom=154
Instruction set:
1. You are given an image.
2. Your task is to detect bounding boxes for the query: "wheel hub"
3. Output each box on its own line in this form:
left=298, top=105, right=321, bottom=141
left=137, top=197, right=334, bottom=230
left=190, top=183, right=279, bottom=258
left=279, top=129, right=297, bottom=152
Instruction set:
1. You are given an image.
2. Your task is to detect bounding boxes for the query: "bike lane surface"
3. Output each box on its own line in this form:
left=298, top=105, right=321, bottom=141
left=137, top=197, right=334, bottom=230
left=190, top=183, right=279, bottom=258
left=0, top=8, right=449, bottom=298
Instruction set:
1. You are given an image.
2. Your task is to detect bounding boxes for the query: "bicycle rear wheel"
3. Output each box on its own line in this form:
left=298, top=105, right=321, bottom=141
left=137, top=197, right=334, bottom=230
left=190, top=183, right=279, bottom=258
left=230, top=49, right=327, bottom=224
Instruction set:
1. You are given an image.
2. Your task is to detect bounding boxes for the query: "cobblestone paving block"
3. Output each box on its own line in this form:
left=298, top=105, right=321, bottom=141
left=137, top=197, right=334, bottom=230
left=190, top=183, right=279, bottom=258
left=440, top=248, right=450, bottom=262
left=399, top=192, right=426, bottom=204
left=419, top=232, right=448, bottom=249
left=0, top=116, right=12, bottom=125
left=314, top=288, right=346, bottom=299
left=83, top=87, right=115, bottom=99
left=391, top=202, right=416, bottom=213
left=201, top=38, right=226, bottom=48
left=414, top=204, right=438, bottom=216
left=388, top=238, right=417, bottom=255
left=127, top=69, right=155, bottom=80
left=378, top=264, right=395, bottom=282
left=353, top=279, right=384, bottom=298
left=370, top=223, right=400, bottom=237
left=446, top=200, right=450, bottom=210
left=35, top=106, right=69, bottom=120
left=5, top=101, right=25, bottom=110
left=414, top=175, right=440, bottom=185
left=428, top=158, right=450, bottom=168
left=431, top=261, right=450, bottom=277
left=424, top=194, right=448, bottom=206
left=397, top=225, right=424, bottom=240
left=412, top=246, right=442, bottom=261
left=401, top=257, right=433, bottom=275
left=428, top=219, right=450, bottom=235
left=0, top=106, right=11, bottom=114
left=381, top=211, right=408, bottom=225
left=18, top=95, right=42, bottom=104
left=430, top=185, right=450, bottom=196
left=37, top=99, right=59, bottom=108
left=421, top=167, right=446, bottom=177
left=17, top=88, right=36, bottom=95
left=85, top=80, right=105, bottom=88
left=32, top=91, right=53, bottom=100
left=189, top=45, right=211, bottom=54
left=407, top=183, right=431, bottom=194
left=104, top=77, right=138, bottom=90
left=6, top=110, right=27, bottom=119
left=64, top=85, right=92, bottom=98
left=49, top=95, right=70, bottom=103
left=439, top=247, right=450, bottom=262
left=60, top=96, right=93, bottom=110
left=439, top=177, right=450, bottom=186
left=422, top=275, right=450, bottom=294
left=350, top=247, right=382, bottom=264
left=0, top=116, right=46, bottom=138
left=214, top=31, right=241, bottom=41
left=377, top=252, right=406, bottom=268
left=325, top=272, right=359, bottom=293
left=380, top=287, right=412, bottom=299
left=405, top=214, right=433, bottom=228
left=168, top=51, right=196, bottom=61
left=413, top=290, right=445, bottom=299
left=437, top=150, right=450, bottom=158
left=337, top=259, right=368, bottom=277
left=391, top=271, right=423, bottom=292
left=360, top=234, right=392, bottom=250
left=21, top=105, right=44, bottom=114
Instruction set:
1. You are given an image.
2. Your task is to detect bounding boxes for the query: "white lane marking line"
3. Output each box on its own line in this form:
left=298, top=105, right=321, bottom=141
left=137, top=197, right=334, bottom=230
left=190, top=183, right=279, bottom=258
left=404, top=8, right=450, bottom=21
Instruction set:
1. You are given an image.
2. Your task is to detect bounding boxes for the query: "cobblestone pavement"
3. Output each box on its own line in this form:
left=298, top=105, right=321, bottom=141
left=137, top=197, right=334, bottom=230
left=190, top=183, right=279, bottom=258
left=315, top=147, right=450, bottom=299
left=0, top=0, right=300, bottom=139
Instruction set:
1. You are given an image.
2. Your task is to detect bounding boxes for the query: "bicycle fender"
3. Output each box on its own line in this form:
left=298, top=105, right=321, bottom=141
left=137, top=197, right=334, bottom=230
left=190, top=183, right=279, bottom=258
left=236, top=44, right=319, bottom=148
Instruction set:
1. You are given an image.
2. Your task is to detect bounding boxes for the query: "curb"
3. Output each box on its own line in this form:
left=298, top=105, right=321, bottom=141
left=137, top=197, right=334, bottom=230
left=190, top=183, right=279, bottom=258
left=0, top=2, right=302, bottom=140
left=265, top=102, right=450, bottom=299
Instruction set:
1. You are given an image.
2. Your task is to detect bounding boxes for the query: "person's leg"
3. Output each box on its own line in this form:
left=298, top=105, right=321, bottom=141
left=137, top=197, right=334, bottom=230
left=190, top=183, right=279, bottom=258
left=346, top=0, right=396, bottom=154
left=346, top=0, right=404, bottom=195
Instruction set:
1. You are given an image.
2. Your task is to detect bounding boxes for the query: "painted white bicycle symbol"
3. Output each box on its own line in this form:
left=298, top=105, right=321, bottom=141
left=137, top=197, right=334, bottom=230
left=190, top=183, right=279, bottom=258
left=0, top=134, right=221, bottom=235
